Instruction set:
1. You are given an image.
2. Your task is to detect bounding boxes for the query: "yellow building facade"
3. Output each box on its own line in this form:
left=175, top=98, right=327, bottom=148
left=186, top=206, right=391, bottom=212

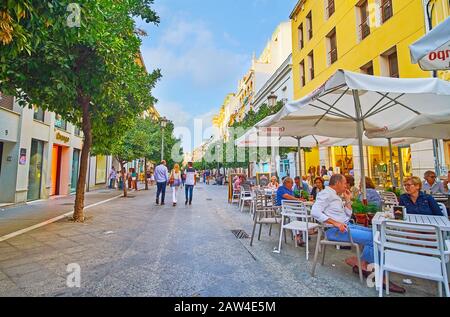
left=290, top=0, right=449, bottom=185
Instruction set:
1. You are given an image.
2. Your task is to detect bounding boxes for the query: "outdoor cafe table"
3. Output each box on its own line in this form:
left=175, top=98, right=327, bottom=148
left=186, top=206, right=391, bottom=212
left=371, top=212, right=450, bottom=290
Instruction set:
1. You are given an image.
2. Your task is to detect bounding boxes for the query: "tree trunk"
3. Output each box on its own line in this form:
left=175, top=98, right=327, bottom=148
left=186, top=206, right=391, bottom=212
left=144, top=158, right=148, bottom=190
left=120, top=161, right=128, bottom=198
left=73, top=93, right=92, bottom=222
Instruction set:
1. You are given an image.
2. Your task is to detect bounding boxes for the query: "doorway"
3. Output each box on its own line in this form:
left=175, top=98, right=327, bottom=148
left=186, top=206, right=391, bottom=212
left=51, top=145, right=63, bottom=196
left=27, top=139, right=44, bottom=201
left=71, top=149, right=80, bottom=193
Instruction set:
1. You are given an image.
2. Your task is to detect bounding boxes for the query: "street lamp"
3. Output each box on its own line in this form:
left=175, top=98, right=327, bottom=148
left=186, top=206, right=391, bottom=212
left=160, top=117, right=168, bottom=161
left=268, top=92, right=278, bottom=107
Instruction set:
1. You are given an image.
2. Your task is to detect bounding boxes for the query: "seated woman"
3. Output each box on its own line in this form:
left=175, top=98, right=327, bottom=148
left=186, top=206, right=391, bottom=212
left=267, top=176, right=279, bottom=190
left=310, top=177, right=325, bottom=201
left=358, top=177, right=382, bottom=209
left=399, top=176, right=443, bottom=216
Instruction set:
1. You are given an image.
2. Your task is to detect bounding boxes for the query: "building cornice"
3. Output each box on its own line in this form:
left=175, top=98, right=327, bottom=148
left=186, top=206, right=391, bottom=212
left=290, top=0, right=306, bottom=19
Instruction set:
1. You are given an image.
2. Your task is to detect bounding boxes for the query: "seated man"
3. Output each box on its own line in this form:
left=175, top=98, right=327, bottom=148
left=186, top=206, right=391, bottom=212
left=422, top=170, right=448, bottom=195
left=311, top=174, right=405, bottom=293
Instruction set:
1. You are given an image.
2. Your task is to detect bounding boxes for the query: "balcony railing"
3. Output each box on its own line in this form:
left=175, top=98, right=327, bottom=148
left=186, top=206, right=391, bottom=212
left=359, top=19, right=370, bottom=41
left=328, top=48, right=338, bottom=65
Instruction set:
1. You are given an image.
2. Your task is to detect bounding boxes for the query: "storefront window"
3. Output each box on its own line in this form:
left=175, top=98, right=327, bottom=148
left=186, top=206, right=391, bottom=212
left=71, top=149, right=80, bottom=192
left=368, top=146, right=412, bottom=188
left=27, top=139, right=44, bottom=201
left=330, top=146, right=353, bottom=175
left=304, top=147, right=320, bottom=178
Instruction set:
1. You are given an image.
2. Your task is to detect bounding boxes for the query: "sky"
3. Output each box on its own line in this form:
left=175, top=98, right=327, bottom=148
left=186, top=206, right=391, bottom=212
left=137, top=0, right=298, bottom=153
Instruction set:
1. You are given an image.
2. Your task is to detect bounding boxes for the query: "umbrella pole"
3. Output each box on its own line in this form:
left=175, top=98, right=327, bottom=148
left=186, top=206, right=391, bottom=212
left=398, top=147, right=405, bottom=189
left=388, top=138, right=397, bottom=189
left=297, top=137, right=302, bottom=177
left=353, top=90, right=367, bottom=204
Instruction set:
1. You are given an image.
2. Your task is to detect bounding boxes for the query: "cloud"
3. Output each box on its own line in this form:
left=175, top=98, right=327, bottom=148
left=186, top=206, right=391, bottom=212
left=141, top=18, right=249, bottom=88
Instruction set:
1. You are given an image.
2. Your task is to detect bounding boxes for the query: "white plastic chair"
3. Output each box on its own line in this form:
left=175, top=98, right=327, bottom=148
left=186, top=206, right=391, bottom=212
left=239, top=188, right=253, bottom=212
left=381, top=192, right=399, bottom=209
left=438, top=202, right=449, bottom=218
left=275, top=200, right=319, bottom=260
left=376, top=221, right=450, bottom=297
left=231, top=184, right=241, bottom=205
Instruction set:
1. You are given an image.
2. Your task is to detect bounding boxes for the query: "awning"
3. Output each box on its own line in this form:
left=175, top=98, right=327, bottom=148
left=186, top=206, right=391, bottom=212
left=409, top=16, right=450, bottom=71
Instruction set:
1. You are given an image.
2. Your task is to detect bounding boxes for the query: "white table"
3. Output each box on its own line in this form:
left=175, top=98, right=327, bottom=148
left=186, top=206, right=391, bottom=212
left=372, top=212, right=450, bottom=290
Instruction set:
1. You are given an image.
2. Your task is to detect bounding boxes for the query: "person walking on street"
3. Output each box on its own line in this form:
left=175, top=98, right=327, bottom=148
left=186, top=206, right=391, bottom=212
left=184, top=162, right=197, bottom=205
left=155, top=160, right=169, bottom=205
left=170, top=164, right=182, bottom=206
left=131, top=168, right=138, bottom=191
left=109, top=166, right=117, bottom=189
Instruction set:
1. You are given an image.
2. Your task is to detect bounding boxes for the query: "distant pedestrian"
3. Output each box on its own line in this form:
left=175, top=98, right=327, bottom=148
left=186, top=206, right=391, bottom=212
left=154, top=160, right=169, bottom=205
left=184, top=162, right=197, bottom=205
left=170, top=164, right=182, bottom=207
left=109, top=166, right=117, bottom=189
left=131, top=168, right=138, bottom=191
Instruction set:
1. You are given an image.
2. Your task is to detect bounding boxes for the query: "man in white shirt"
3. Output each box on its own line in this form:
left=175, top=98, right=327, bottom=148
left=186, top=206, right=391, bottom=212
left=311, top=174, right=405, bottom=293
left=184, top=162, right=197, bottom=205
left=422, top=170, right=448, bottom=194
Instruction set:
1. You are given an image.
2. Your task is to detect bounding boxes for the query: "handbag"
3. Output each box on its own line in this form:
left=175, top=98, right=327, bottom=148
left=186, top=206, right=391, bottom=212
left=169, top=173, right=175, bottom=186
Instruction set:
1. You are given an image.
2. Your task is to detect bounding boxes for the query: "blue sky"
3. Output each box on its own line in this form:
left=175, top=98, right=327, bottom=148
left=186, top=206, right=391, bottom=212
left=138, top=0, right=298, bottom=152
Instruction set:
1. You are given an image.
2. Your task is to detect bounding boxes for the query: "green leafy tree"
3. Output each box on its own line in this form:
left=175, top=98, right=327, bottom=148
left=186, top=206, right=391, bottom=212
left=0, top=0, right=160, bottom=221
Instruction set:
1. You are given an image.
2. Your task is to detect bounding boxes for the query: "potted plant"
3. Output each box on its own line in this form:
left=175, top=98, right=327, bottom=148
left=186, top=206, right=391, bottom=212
left=352, top=201, right=379, bottom=227
left=386, top=187, right=402, bottom=198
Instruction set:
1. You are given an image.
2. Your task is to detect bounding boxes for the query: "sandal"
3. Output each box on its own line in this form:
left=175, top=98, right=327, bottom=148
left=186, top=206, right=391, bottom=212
left=351, top=266, right=406, bottom=294
left=352, top=265, right=372, bottom=278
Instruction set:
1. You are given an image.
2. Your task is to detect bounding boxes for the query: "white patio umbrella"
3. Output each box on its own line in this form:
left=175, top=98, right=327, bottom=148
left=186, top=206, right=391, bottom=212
left=256, top=70, right=450, bottom=200
left=410, top=16, right=450, bottom=71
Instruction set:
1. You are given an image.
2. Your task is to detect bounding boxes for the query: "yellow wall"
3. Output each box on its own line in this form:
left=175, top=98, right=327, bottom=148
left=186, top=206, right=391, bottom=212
left=291, top=0, right=449, bottom=99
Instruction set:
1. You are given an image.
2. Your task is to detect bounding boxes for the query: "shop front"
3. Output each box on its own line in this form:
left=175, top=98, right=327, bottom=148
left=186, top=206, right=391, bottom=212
left=367, top=146, right=412, bottom=188
left=50, top=131, right=71, bottom=196
left=27, top=139, right=44, bottom=201
left=95, top=155, right=107, bottom=185
left=304, top=147, right=320, bottom=178
left=330, top=146, right=354, bottom=175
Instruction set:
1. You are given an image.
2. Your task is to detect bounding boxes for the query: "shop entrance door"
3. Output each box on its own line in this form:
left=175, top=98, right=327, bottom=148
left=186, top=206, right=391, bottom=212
left=71, top=149, right=80, bottom=193
left=27, top=139, right=44, bottom=201
left=51, top=145, right=62, bottom=196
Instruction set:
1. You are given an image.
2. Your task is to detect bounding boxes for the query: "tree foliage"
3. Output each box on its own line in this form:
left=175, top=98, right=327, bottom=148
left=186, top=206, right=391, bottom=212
left=0, top=0, right=161, bottom=221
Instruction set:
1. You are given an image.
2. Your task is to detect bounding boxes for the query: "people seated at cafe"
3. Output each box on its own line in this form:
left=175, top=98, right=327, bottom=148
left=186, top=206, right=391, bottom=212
left=234, top=175, right=244, bottom=191
left=311, top=174, right=405, bottom=293
left=358, top=177, right=382, bottom=209
left=267, top=176, right=279, bottom=190
left=310, top=177, right=325, bottom=200
left=400, top=176, right=443, bottom=216
left=422, top=170, right=448, bottom=194
left=276, top=177, right=309, bottom=246
left=293, top=176, right=311, bottom=195
left=345, top=175, right=359, bottom=200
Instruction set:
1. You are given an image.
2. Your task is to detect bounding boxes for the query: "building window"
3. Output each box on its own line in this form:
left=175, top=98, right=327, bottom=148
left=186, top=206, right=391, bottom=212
left=327, top=28, right=338, bottom=65
left=361, top=61, right=374, bottom=75
left=54, top=114, right=67, bottom=131
left=74, top=125, right=81, bottom=136
left=326, top=0, right=335, bottom=19
left=0, top=92, right=14, bottom=111
left=387, top=50, right=399, bottom=78
left=299, top=60, right=306, bottom=87
left=298, top=23, right=304, bottom=49
left=33, top=106, right=45, bottom=122
left=308, top=51, right=315, bottom=81
left=381, top=0, right=393, bottom=23
left=358, top=0, right=370, bottom=41
left=306, top=12, right=313, bottom=40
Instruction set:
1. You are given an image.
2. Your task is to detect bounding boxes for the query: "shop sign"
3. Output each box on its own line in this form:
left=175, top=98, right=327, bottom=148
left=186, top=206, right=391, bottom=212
left=56, top=132, right=70, bottom=143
